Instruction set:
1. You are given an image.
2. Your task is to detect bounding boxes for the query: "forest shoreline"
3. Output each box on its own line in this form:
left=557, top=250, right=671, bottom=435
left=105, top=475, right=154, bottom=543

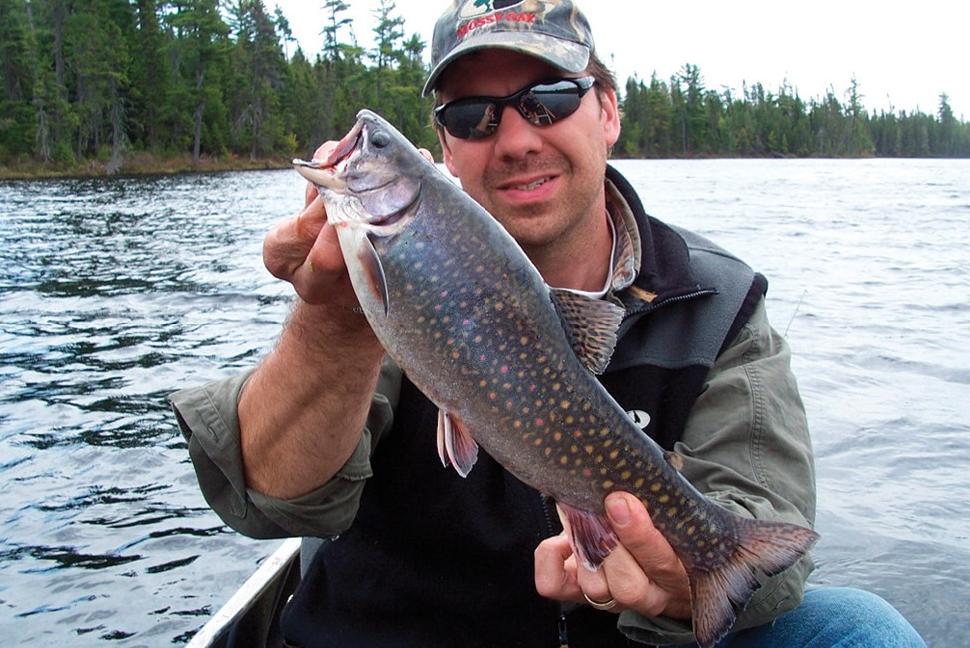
left=0, top=152, right=292, bottom=181
left=7, top=150, right=968, bottom=182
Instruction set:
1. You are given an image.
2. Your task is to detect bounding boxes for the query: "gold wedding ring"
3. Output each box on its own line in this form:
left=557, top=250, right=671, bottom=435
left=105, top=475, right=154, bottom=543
left=583, top=592, right=618, bottom=611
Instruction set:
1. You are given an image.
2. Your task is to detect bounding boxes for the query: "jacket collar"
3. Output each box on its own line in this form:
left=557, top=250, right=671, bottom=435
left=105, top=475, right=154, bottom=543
left=605, top=164, right=708, bottom=310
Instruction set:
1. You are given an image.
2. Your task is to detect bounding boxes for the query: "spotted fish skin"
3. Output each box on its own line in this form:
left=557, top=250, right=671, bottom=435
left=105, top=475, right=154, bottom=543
left=295, top=110, right=818, bottom=648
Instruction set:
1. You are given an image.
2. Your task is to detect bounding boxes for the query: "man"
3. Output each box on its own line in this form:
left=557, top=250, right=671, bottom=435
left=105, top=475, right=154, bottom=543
left=170, top=1, right=925, bottom=646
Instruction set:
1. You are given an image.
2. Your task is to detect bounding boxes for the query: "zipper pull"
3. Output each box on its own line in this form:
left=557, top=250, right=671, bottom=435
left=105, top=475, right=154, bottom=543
left=558, top=610, right=569, bottom=648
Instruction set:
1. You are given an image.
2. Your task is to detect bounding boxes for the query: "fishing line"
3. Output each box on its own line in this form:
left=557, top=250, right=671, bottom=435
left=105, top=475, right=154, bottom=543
left=785, top=289, right=808, bottom=337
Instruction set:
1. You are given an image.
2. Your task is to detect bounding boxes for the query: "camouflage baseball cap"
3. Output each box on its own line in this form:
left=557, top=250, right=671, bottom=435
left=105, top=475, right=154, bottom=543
left=422, top=0, right=595, bottom=96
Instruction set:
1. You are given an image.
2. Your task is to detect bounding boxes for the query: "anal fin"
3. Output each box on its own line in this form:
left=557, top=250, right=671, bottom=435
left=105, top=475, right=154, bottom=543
left=556, top=501, right=619, bottom=571
left=436, top=409, right=479, bottom=478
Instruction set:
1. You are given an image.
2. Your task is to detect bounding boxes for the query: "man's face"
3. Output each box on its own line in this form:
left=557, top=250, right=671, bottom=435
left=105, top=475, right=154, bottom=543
left=436, top=50, right=620, bottom=259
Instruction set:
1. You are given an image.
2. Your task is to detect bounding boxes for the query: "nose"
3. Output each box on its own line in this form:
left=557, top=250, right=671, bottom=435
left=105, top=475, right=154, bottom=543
left=491, top=103, right=544, bottom=160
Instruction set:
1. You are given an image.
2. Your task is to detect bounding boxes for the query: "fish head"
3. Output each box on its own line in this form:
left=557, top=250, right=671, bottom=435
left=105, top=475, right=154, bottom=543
left=293, top=110, right=427, bottom=235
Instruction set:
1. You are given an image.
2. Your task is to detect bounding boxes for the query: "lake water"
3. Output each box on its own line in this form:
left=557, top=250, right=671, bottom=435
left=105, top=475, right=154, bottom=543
left=1, top=159, right=968, bottom=646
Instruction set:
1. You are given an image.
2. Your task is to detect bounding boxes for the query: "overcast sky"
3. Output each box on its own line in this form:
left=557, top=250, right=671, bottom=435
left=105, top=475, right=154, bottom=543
left=273, top=0, right=969, bottom=119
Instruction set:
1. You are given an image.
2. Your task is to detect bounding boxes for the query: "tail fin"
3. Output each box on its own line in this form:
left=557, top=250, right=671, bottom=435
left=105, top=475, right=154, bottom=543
left=689, top=518, right=819, bottom=648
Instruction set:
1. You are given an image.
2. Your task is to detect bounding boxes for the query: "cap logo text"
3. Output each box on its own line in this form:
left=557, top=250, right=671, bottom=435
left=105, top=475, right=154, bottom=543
left=457, top=10, right=537, bottom=40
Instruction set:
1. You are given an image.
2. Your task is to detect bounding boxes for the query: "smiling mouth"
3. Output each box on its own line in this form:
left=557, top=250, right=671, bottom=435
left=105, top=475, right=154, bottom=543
left=504, top=176, right=555, bottom=192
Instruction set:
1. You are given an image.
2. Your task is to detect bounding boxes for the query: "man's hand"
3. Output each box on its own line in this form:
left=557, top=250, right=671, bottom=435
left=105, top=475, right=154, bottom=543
left=264, top=141, right=360, bottom=311
left=534, top=491, right=692, bottom=620
left=264, top=142, right=437, bottom=309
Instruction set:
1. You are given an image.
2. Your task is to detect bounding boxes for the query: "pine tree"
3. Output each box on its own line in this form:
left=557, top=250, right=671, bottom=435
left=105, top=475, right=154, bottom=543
left=168, top=0, right=229, bottom=165
left=0, top=0, right=37, bottom=160
left=229, top=0, right=287, bottom=159
left=129, top=0, right=172, bottom=152
left=370, top=0, right=404, bottom=110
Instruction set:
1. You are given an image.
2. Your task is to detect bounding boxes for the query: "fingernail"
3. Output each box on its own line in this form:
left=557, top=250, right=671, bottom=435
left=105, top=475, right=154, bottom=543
left=606, top=494, right=631, bottom=527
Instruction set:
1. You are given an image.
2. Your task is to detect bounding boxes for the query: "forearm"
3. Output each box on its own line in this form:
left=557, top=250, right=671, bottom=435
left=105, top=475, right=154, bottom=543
left=239, top=300, right=384, bottom=500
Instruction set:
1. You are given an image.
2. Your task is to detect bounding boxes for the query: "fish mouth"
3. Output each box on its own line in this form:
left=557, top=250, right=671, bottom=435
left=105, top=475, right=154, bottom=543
left=326, top=120, right=365, bottom=167
left=292, top=120, right=365, bottom=190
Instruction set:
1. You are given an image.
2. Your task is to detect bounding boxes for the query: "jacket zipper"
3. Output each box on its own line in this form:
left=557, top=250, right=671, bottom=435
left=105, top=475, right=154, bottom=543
left=616, top=288, right=716, bottom=340
left=540, top=494, right=570, bottom=648
left=624, top=288, right=716, bottom=320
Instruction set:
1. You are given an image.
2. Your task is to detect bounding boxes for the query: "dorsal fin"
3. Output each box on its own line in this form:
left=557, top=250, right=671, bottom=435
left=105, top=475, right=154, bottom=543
left=550, top=289, right=625, bottom=374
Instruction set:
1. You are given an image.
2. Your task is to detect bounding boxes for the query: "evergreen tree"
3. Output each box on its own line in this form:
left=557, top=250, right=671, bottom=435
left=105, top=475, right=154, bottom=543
left=168, top=0, right=229, bottom=165
left=62, top=0, right=133, bottom=170
left=617, top=76, right=644, bottom=157
left=677, top=64, right=707, bottom=153
left=129, top=0, right=172, bottom=152
left=643, top=74, right=673, bottom=156
left=0, top=0, right=37, bottom=159
left=228, top=0, right=287, bottom=159
left=845, top=77, right=874, bottom=156
left=369, top=0, right=404, bottom=110
left=321, top=0, right=353, bottom=65
left=273, top=5, right=294, bottom=59
left=280, top=47, right=319, bottom=155
left=936, top=93, right=959, bottom=156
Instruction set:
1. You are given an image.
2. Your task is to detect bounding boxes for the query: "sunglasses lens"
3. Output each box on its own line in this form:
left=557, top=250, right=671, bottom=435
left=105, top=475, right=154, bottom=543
left=521, top=81, right=584, bottom=125
left=438, top=77, right=593, bottom=140
left=440, top=101, right=497, bottom=139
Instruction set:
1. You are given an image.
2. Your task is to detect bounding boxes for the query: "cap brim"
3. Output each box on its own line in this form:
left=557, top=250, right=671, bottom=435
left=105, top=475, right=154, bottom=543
left=422, top=32, right=590, bottom=96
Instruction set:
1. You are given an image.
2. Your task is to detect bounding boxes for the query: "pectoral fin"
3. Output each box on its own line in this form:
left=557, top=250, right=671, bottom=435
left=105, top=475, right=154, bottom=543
left=358, top=234, right=389, bottom=316
left=550, top=289, right=625, bottom=374
left=436, top=409, right=479, bottom=478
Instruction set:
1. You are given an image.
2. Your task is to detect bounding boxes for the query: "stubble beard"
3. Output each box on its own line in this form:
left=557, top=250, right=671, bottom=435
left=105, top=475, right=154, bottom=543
left=480, top=154, right=602, bottom=254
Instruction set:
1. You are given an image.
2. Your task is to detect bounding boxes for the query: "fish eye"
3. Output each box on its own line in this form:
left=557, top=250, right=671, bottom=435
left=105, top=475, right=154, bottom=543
left=371, top=130, right=390, bottom=149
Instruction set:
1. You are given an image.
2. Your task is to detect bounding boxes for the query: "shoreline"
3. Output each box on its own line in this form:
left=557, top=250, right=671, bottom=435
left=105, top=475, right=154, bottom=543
left=3, top=151, right=967, bottom=181
left=0, top=153, right=292, bottom=181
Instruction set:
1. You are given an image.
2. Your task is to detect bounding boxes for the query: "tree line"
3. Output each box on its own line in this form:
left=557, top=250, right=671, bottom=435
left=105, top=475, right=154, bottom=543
left=619, top=65, right=970, bottom=158
left=1, top=0, right=968, bottom=174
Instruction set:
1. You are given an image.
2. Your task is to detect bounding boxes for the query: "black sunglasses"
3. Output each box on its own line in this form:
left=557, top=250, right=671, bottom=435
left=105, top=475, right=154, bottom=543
left=434, top=76, right=596, bottom=140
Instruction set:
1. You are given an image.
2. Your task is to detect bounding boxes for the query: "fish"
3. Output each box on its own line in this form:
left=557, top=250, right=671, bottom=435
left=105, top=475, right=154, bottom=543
left=293, top=109, right=819, bottom=647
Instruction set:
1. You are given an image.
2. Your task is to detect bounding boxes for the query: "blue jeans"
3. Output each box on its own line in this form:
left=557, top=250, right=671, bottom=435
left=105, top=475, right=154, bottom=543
left=708, top=587, right=926, bottom=648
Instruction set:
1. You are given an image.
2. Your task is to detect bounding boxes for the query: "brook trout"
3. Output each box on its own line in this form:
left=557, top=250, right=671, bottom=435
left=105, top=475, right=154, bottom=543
left=294, top=110, right=818, bottom=647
